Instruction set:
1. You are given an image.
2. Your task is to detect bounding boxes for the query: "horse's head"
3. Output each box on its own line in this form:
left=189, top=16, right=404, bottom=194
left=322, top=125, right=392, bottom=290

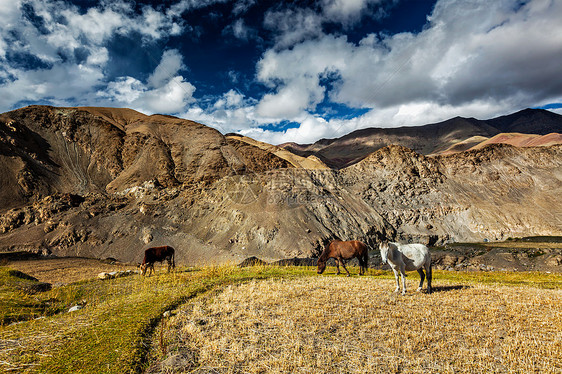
left=317, top=259, right=327, bottom=274
left=379, top=241, right=390, bottom=264
left=139, top=263, right=148, bottom=276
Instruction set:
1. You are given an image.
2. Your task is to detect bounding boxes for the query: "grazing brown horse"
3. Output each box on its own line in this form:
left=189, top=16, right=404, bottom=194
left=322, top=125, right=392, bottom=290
left=317, top=240, right=369, bottom=276
left=140, top=246, right=175, bottom=276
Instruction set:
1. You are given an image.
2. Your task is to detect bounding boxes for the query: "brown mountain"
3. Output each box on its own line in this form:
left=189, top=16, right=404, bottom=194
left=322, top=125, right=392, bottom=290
left=0, top=105, right=292, bottom=211
left=1, top=106, right=561, bottom=267
left=280, top=108, right=562, bottom=168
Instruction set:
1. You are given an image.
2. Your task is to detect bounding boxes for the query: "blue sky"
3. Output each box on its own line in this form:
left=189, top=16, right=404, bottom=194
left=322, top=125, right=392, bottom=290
left=1, top=0, right=561, bottom=144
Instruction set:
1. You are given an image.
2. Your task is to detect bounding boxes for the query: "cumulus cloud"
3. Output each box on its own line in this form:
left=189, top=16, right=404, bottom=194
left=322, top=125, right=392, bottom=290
left=247, top=0, right=562, bottom=143
left=321, top=0, right=387, bottom=25
left=263, top=7, right=324, bottom=49
left=100, top=49, right=195, bottom=114
left=263, top=0, right=390, bottom=49
left=0, top=0, right=187, bottom=112
left=183, top=90, right=260, bottom=134
left=148, top=49, right=184, bottom=88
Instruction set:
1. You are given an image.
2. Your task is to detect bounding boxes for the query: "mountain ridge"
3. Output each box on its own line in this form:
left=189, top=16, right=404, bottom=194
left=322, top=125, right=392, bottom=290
left=280, top=108, right=562, bottom=168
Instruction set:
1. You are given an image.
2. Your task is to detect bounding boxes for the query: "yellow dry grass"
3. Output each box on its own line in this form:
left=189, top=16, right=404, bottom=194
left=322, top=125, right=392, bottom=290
left=164, top=276, right=562, bottom=373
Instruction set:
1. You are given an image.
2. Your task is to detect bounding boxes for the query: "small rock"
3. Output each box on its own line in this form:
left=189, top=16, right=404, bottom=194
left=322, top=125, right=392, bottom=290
left=98, top=272, right=109, bottom=280
left=98, top=272, right=118, bottom=280
left=161, top=353, right=192, bottom=372
left=68, top=305, right=83, bottom=312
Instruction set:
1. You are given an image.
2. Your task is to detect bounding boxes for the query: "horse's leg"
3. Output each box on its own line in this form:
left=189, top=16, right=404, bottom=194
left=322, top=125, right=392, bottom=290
left=358, top=259, right=364, bottom=275
left=391, top=267, right=400, bottom=293
left=417, top=268, right=425, bottom=292
left=400, top=264, right=407, bottom=295
left=340, top=258, right=351, bottom=277
left=335, top=258, right=341, bottom=275
left=359, top=255, right=366, bottom=275
left=427, top=262, right=433, bottom=294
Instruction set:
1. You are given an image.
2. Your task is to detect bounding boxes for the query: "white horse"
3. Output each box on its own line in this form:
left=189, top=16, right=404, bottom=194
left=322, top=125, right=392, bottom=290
left=379, top=241, right=432, bottom=294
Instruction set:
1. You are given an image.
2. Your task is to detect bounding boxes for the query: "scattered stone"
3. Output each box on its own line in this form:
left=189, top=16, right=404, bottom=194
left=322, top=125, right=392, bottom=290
left=547, top=255, right=562, bottom=266
left=68, top=305, right=83, bottom=312
left=98, top=270, right=137, bottom=280
left=160, top=352, right=195, bottom=372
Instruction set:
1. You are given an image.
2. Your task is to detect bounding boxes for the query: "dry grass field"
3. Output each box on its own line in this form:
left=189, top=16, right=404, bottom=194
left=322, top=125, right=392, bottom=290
left=158, top=275, right=562, bottom=374
left=1, top=258, right=561, bottom=373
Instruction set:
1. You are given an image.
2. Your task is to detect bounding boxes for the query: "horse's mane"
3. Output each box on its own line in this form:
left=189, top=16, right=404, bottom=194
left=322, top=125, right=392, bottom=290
left=318, top=243, right=333, bottom=261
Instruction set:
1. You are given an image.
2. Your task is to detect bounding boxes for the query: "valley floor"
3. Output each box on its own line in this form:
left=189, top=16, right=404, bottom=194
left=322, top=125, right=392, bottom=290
left=0, top=261, right=561, bottom=373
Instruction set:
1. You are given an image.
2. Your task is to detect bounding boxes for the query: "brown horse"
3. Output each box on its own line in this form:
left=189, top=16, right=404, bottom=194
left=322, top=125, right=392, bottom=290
left=317, top=240, right=369, bottom=276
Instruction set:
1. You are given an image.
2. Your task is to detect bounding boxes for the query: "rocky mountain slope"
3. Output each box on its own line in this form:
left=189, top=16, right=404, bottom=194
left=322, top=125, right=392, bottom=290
left=281, top=108, right=562, bottom=168
left=0, top=106, right=561, bottom=265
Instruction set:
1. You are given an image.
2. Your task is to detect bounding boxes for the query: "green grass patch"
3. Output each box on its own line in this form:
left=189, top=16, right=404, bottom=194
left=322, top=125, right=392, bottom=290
left=0, top=268, right=57, bottom=325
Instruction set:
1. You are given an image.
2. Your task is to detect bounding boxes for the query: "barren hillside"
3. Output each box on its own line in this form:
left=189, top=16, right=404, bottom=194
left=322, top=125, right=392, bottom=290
left=0, top=106, right=561, bottom=265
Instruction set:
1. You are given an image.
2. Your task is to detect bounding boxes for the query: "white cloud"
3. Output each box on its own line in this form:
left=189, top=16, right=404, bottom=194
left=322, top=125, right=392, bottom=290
left=0, top=0, right=189, bottom=112
left=256, top=76, right=325, bottom=119
left=263, top=7, right=324, bottom=49
left=232, top=0, right=256, bottom=15
left=321, top=0, right=386, bottom=25
left=148, top=49, right=184, bottom=88
left=183, top=90, right=260, bottom=134
left=100, top=50, right=195, bottom=114
left=249, top=0, right=562, bottom=143
left=224, top=18, right=257, bottom=41
left=0, top=63, right=105, bottom=108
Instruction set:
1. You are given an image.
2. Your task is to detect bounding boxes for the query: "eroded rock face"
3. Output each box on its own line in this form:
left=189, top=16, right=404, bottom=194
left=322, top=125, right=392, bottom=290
left=0, top=106, right=561, bottom=265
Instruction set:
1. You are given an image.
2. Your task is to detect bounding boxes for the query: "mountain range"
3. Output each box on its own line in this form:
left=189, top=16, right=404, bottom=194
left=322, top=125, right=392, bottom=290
left=0, top=105, right=561, bottom=265
left=280, top=108, right=562, bottom=168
